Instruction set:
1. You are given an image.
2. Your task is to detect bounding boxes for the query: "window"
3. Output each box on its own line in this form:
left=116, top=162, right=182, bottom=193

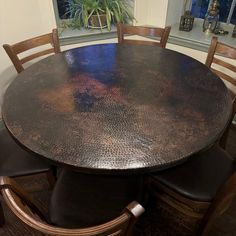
left=191, top=0, right=236, bottom=24
left=167, top=0, right=236, bottom=53
left=56, top=0, right=72, bottom=19
left=53, top=0, right=134, bottom=45
left=54, top=0, right=135, bottom=25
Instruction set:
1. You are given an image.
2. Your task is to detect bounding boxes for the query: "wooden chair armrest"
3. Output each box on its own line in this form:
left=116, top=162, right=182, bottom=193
left=0, top=176, right=145, bottom=235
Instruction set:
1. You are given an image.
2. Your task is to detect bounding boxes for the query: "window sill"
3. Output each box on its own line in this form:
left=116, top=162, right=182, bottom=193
left=169, top=19, right=236, bottom=52
left=58, top=25, right=117, bottom=46
left=58, top=19, right=236, bottom=51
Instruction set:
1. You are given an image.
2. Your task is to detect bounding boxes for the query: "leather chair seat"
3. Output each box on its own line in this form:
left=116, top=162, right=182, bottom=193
left=0, top=127, right=51, bottom=176
left=49, top=169, right=143, bottom=228
left=150, top=146, right=234, bottom=201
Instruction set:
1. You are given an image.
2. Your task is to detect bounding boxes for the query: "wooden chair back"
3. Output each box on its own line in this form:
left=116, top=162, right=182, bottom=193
left=199, top=171, right=236, bottom=235
left=149, top=169, right=236, bottom=235
left=3, top=29, right=61, bottom=74
left=206, top=36, right=236, bottom=87
left=117, top=23, right=171, bottom=48
left=206, top=36, right=236, bottom=148
left=0, top=176, right=144, bottom=236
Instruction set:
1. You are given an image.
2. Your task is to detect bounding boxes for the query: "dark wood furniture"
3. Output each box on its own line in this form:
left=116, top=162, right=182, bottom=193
left=148, top=146, right=236, bottom=235
left=148, top=37, right=236, bottom=235
left=147, top=37, right=236, bottom=235
left=0, top=176, right=144, bottom=236
left=117, top=23, right=171, bottom=48
left=0, top=115, right=55, bottom=227
left=49, top=169, right=144, bottom=228
left=2, top=44, right=231, bottom=173
left=2, top=44, right=232, bottom=229
left=0, top=29, right=60, bottom=225
left=205, top=36, right=236, bottom=148
left=3, top=29, right=60, bottom=73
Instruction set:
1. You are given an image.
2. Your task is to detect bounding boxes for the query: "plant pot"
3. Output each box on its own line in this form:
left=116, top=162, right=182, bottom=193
left=88, top=14, right=107, bottom=29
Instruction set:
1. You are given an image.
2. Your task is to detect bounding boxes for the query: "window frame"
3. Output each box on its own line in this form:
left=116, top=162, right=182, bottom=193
left=53, top=0, right=236, bottom=52
left=227, top=0, right=236, bottom=23
left=190, top=0, right=236, bottom=24
left=52, top=0, right=135, bottom=46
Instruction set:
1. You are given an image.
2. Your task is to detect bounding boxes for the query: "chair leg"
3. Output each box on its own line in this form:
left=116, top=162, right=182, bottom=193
left=0, top=201, right=5, bottom=227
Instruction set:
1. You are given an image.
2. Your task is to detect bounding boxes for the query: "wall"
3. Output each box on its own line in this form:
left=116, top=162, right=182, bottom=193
left=0, top=0, right=209, bottom=114
left=134, top=0, right=169, bottom=27
left=166, top=0, right=185, bottom=26
left=134, top=0, right=149, bottom=25
left=0, top=0, right=57, bottom=111
left=146, top=0, right=168, bottom=27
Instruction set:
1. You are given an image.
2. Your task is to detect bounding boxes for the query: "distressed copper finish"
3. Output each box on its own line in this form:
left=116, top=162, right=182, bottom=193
left=2, top=44, right=232, bottom=173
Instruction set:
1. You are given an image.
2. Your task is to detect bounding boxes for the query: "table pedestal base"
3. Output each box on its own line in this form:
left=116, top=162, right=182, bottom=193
left=49, top=169, right=144, bottom=228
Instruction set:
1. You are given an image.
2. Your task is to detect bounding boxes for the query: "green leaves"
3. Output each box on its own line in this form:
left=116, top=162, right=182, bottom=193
left=67, top=0, right=134, bottom=30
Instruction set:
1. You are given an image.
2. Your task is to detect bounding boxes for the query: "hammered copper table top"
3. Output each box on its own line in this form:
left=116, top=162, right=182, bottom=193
left=2, top=44, right=232, bottom=173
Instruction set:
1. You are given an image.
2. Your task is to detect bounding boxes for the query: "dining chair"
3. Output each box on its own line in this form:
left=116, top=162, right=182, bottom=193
left=144, top=37, right=236, bottom=235
left=3, top=28, right=61, bottom=73
left=205, top=36, right=236, bottom=148
left=0, top=121, right=55, bottom=226
left=49, top=169, right=144, bottom=229
left=0, top=176, right=144, bottom=236
left=0, top=29, right=60, bottom=225
left=117, top=23, right=171, bottom=48
left=147, top=145, right=236, bottom=235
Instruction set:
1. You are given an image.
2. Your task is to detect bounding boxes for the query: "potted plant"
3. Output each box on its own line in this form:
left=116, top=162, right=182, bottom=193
left=68, top=0, right=134, bottom=31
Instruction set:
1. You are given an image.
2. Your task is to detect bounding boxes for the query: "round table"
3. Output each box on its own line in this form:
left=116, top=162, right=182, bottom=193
left=2, top=44, right=232, bottom=227
left=2, top=44, right=232, bottom=174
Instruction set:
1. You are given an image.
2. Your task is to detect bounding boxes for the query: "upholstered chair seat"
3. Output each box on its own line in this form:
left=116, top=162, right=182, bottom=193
left=151, top=145, right=234, bottom=201
left=0, top=127, right=51, bottom=176
left=0, top=176, right=144, bottom=236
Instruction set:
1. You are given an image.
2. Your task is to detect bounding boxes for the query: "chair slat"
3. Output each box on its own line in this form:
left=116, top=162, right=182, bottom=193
left=20, top=48, right=55, bottom=64
left=117, top=23, right=171, bottom=48
left=216, top=42, right=236, bottom=59
left=3, top=29, right=61, bottom=74
left=213, top=57, right=236, bottom=73
left=211, top=68, right=236, bottom=87
left=13, top=33, right=53, bottom=54
left=122, top=25, right=164, bottom=37
left=121, top=39, right=162, bottom=47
